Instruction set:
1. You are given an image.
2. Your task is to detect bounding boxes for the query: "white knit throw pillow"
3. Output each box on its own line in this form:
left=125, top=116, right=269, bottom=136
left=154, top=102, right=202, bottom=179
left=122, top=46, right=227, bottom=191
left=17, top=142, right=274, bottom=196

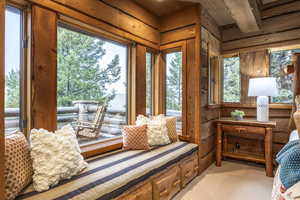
left=136, top=115, right=171, bottom=146
left=30, top=125, right=88, bottom=192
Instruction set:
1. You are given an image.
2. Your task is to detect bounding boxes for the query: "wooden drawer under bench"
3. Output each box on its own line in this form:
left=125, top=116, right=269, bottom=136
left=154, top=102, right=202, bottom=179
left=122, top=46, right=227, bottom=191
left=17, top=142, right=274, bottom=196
left=117, top=151, right=199, bottom=200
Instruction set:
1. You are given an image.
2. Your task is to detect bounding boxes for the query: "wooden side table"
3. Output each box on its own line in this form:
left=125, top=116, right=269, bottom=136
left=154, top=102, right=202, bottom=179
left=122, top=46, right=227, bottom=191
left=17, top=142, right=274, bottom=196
left=215, top=118, right=276, bottom=177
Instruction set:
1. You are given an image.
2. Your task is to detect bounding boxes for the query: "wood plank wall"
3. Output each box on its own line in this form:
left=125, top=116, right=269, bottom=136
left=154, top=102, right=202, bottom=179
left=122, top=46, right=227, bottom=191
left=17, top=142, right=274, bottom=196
left=222, top=0, right=300, bottom=54
left=0, top=0, right=5, bottom=198
left=31, top=6, right=57, bottom=131
left=160, top=6, right=199, bottom=45
left=200, top=27, right=221, bottom=173
left=159, top=5, right=202, bottom=146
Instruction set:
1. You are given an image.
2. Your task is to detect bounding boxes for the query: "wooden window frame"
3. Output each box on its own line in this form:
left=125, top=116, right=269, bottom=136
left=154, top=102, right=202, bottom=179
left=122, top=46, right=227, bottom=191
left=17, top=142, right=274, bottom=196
left=145, top=49, right=156, bottom=116
left=5, top=2, right=29, bottom=136
left=160, top=41, right=187, bottom=139
left=56, top=19, right=133, bottom=158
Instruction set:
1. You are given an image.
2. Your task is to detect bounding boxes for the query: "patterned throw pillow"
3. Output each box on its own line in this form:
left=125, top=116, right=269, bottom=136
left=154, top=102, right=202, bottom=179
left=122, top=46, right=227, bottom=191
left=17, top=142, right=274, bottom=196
left=122, top=124, right=149, bottom=150
left=136, top=115, right=171, bottom=146
left=5, top=132, right=33, bottom=200
left=30, top=125, right=88, bottom=192
left=166, top=117, right=178, bottom=142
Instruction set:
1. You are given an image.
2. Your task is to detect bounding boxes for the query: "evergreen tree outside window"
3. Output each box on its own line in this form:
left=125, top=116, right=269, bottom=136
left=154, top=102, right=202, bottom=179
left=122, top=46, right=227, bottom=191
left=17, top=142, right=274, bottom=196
left=270, top=49, right=300, bottom=103
left=5, top=6, right=22, bottom=134
left=166, top=52, right=182, bottom=134
left=146, top=52, right=152, bottom=115
left=57, top=25, right=127, bottom=145
left=223, top=56, right=241, bottom=103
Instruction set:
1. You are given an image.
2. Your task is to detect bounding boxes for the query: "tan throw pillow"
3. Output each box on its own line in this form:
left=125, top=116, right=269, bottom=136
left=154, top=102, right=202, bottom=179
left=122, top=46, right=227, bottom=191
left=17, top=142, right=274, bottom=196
left=30, top=125, right=88, bottom=192
left=122, top=124, right=149, bottom=150
left=5, top=132, right=33, bottom=200
left=166, top=117, right=178, bottom=142
left=136, top=115, right=171, bottom=146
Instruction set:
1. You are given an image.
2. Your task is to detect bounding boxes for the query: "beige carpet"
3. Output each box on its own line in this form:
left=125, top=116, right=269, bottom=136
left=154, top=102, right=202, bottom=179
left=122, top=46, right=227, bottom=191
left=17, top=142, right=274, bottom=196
left=174, top=161, right=274, bottom=200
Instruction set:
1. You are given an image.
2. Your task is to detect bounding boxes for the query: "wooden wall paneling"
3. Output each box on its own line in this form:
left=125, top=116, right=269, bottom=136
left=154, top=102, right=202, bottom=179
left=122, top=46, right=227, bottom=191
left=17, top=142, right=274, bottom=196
left=200, top=134, right=216, bottom=158
left=201, top=9, right=221, bottom=40
left=193, top=10, right=201, bottom=145
left=186, top=39, right=196, bottom=140
left=102, top=0, right=160, bottom=29
left=222, top=12, right=300, bottom=42
left=51, top=0, right=159, bottom=44
left=239, top=50, right=269, bottom=104
left=182, top=41, right=188, bottom=137
left=31, top=5, right=57, bottom=131
left=160, top=25, right=196, bottom=45
left=0, top=0, right=5, bottom=199
left=160, top=5, right=199, bottom=32
left=132, top=44, right=147, bottom=120
left=262, top=1, right=300, bottom=19
left=27, top=0, right=159, bottom=50
left=199, top=149, right=215, bottom=174
left=223, top=28, right=300, bottom=52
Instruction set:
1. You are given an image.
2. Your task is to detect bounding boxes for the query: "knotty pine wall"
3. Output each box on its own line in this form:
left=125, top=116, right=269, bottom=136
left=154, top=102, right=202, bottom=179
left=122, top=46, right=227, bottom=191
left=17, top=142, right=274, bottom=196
left=199, top=21, right=221, bottom=172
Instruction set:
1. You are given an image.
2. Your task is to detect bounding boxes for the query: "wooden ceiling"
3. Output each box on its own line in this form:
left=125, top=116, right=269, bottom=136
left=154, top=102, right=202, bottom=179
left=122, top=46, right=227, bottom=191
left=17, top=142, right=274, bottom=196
left=132, top=0, right=195, bottom=17
left=262, top=0, right=280, bottom=4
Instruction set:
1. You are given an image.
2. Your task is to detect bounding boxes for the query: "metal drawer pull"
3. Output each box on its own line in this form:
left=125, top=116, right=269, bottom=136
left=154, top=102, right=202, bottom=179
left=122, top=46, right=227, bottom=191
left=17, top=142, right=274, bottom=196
left=173, top=179, right=180, bottom=187
left=159, top=189, right=169, bottom=197
left=194, top=166, right=199, bottom=172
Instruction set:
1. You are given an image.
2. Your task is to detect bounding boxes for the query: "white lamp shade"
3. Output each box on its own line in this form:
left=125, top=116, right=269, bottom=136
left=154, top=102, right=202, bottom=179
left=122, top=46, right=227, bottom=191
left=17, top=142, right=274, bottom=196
left=248, top=77, right=278, bottom=97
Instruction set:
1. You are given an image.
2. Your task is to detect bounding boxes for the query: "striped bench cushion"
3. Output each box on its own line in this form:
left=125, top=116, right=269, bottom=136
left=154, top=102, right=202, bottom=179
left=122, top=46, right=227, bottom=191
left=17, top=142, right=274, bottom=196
left=16, top=142, right=198, bottom=200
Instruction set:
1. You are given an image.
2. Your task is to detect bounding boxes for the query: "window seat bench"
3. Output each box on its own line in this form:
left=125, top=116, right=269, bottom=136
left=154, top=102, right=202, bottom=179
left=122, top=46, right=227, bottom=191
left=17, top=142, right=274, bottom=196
left=16, top=141, right=199, bottom=200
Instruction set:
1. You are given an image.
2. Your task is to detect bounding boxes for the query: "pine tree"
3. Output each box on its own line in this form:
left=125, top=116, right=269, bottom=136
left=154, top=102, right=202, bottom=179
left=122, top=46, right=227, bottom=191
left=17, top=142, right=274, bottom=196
left=166, top=52, right=182, bottom=111
left=5, top=69, right=20, bottom=108
left=57, top=27, right=121, bottom=107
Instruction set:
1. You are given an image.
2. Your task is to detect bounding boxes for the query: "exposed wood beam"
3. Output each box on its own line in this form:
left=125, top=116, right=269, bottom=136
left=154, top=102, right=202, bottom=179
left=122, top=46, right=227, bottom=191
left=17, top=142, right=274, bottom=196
left=224, top=0, right=261, bottom=33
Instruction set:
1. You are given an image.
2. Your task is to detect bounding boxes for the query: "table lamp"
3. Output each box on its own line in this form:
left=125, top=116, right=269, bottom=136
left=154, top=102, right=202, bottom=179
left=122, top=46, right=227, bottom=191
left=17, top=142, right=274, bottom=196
left=248, top=77, right=278, bottom=122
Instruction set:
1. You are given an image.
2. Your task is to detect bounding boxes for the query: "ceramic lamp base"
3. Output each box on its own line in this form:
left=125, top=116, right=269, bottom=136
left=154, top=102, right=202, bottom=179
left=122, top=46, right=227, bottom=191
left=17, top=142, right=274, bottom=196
left=257, top=96, right=269, bottom=122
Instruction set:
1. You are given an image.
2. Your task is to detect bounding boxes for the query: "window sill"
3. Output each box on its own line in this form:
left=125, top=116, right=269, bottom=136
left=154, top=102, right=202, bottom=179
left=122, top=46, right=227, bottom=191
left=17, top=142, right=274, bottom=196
left=80, top=137, right=123, bottom=158
left=221, top=103, right=292, bottom=110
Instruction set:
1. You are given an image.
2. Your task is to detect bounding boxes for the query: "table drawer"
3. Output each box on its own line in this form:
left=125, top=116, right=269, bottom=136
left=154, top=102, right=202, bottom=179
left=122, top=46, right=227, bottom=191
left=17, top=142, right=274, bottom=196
left=222, top=125, right=265, bottom=135
left=180, top=152, right=199, bottom=187
left=153, top=165, right=181, bottom=200
left=120, top=182, right=152, bottom=200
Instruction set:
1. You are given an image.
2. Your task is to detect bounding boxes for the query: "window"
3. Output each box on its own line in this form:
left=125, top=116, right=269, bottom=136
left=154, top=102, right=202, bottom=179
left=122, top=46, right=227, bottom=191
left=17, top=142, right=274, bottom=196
left=146, top=52, right=153, bottom=115
left=223, top=56, right=240, bottom=103
left=166, top=51, right=182, bottom=134
left=57, top=25, right=128, bottom=146
left=5, top=6, right=23, bottom=134
left=270, top=49, right=300, bottom=103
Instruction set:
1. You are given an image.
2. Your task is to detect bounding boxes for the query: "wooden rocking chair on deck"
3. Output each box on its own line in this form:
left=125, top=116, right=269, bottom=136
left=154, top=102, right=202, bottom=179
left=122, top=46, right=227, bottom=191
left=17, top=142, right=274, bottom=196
left=73, top=104, right=107, bottom=138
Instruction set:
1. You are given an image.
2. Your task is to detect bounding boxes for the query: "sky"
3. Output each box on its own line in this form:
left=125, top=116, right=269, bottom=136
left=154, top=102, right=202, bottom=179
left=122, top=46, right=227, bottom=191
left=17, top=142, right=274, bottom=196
left=5, top=7, right=21, bottom=76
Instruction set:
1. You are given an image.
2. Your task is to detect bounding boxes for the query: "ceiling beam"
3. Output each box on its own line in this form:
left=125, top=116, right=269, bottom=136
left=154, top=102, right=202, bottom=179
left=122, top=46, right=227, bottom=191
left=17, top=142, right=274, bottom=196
left=224, top=0, right=261, bottom=33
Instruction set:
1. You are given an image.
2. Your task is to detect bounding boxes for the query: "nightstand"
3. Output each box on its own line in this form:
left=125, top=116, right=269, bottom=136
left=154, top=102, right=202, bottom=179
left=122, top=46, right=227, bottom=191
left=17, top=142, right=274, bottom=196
left=214, top=118, right=276, bottom=177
